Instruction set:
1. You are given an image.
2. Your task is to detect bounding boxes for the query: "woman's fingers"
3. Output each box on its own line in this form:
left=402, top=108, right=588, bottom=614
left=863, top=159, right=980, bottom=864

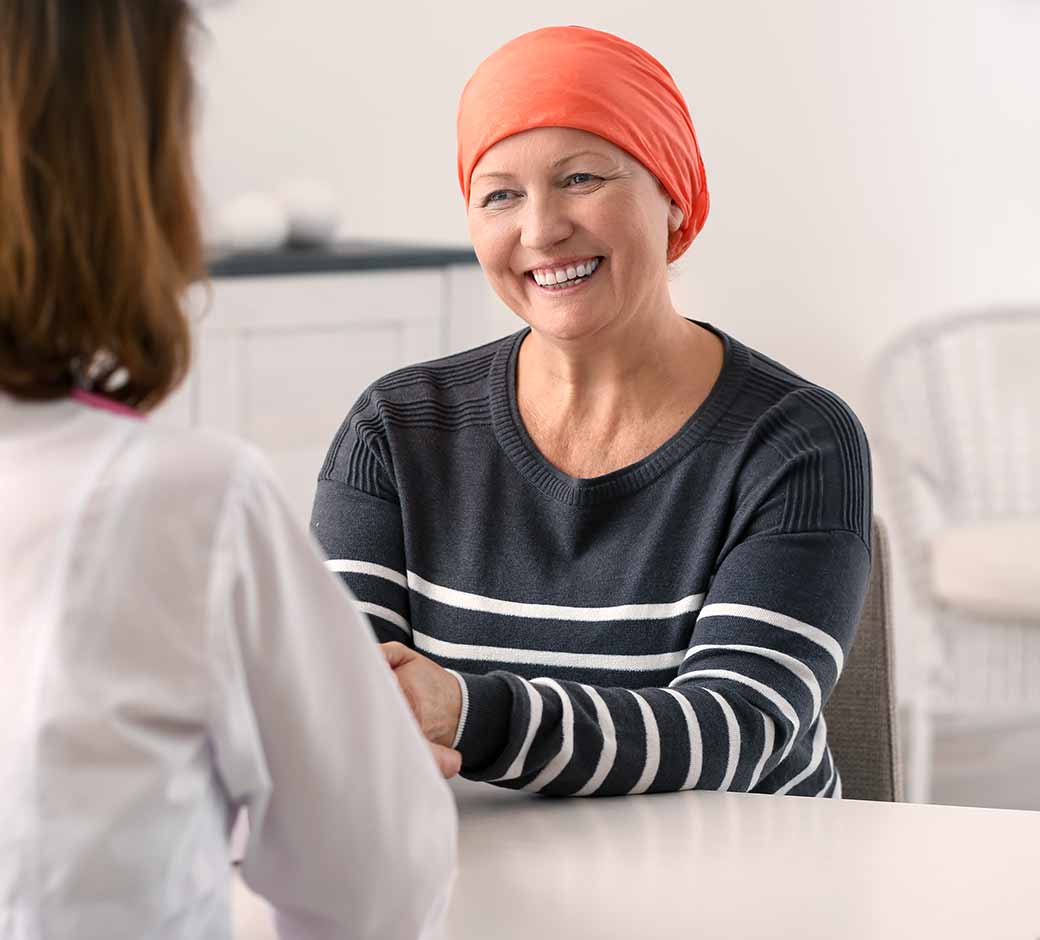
left=429, top=743, right=462, bottom=779
left=380, top=643, right=461, bottom=747
left=380, top=641, right=413, bottom=669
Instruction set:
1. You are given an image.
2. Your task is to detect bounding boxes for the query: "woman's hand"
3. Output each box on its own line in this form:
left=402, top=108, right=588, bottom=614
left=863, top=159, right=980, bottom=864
left=382, top=642, right=463, bottom=751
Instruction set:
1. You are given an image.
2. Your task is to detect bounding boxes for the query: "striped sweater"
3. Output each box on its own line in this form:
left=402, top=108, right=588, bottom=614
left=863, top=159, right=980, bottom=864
left=311, top=320, right=872, bottom=798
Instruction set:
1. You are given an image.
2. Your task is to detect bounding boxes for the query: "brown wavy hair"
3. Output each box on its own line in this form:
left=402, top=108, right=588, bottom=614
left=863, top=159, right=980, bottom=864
left=0, top=0, right=203, bottom=410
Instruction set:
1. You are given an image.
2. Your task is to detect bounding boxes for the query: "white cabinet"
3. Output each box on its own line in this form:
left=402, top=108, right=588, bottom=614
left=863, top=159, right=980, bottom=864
left=154, top=260, right=517, bottom=525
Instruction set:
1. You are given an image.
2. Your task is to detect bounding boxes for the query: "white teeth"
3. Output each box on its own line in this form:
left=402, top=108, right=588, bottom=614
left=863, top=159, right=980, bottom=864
left=531, top=257, right=601, bottom=288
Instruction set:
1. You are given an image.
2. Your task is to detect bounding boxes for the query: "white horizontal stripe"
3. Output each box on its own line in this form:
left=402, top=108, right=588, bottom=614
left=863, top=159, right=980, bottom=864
left=705, top=689, right=740, bottom=791
left=662, top=689, right=703, bottom=790
left=411, top=631, right=683, bottom=672
left=524, top=679, right=574, bottom=792
left=353, top=602, right=411, bottom=637
left=684, top=643, right=823, bottom=720
left=750, top=711, right=776, bottom=790
left=492, top=679, right=543, bottom=782
left=627, top=693, right=661, bottom=795
left=669, top=668, right=800, bottom=762
left=408, top=571, right=703, bottom=622
left=815, top=749, right=837, bottom=797
left=696, top=603, right=844, bottom=673
left=775, top=715, right=828, bottom=796
left=574, top=686, right=617, bottom=797
left=325, top=559, right=407, bottom=589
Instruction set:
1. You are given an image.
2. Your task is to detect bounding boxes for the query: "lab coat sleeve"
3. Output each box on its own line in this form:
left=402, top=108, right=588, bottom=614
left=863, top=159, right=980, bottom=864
left=206, top=445, right=457, bottom=939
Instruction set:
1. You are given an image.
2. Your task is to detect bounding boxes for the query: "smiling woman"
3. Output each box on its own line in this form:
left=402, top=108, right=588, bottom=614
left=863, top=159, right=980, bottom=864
left=312, top=26, right=873, bottom=800
left=466, top=127, right=685, bottom=348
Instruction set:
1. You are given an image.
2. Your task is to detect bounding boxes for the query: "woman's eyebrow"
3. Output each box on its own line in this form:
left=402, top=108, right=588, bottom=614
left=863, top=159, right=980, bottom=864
left=473, top=171, right=515, bottom=182
left=551, top=149, right=611, bottom=168
left=474, top=150, right=614, bottom=183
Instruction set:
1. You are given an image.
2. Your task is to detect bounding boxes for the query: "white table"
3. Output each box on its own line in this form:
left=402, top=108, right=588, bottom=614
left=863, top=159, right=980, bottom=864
left=234, top=776, right=1040, bottom=939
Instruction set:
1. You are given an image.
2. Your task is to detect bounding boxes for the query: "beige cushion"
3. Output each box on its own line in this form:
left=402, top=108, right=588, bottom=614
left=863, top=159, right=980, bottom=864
left=930, top=518, right=1040, bottom=621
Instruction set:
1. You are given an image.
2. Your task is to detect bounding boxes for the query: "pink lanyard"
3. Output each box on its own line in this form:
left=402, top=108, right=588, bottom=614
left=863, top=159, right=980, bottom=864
left=71, top=388, right=142, bottom=419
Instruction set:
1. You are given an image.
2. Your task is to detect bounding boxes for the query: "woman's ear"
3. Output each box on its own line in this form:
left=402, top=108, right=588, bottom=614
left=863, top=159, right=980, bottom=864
left=668, top=202, right=685, bottom=234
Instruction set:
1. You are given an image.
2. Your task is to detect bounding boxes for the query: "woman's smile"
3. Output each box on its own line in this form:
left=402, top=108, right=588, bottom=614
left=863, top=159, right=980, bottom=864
left=526, top=256, right=604, bottom=294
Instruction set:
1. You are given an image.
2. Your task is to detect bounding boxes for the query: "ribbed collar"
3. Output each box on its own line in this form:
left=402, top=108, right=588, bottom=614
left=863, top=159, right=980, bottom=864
left=489, top=320, right=750, bottom=507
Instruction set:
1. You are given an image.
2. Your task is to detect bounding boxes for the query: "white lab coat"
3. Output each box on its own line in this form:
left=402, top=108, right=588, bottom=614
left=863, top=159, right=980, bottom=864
left=0, top=393, right=456, bottom=939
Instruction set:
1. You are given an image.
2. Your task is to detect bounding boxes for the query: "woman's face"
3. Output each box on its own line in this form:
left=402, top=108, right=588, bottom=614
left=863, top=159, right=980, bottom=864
left=466, top=127, right=683, bottom=344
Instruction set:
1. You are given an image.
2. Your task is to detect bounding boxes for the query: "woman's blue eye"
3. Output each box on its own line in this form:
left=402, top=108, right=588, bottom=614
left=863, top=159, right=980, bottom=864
left=481, top=175, right=597, bottom=207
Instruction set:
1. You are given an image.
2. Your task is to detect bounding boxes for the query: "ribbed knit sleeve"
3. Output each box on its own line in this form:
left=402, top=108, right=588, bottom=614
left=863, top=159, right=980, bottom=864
left=317, top=386, right=399, bottom=503
left=311, top=389, right=412, bottom=646
left=454, top=531, right=868, bottom=796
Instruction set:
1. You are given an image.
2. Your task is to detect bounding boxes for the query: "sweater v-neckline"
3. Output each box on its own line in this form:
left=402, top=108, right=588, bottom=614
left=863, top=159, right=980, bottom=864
left=488, top=319, right=750, bottom=507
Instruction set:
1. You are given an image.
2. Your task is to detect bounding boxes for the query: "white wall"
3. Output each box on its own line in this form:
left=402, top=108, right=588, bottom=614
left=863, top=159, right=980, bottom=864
left=192, top=0, right=1040, bottom=700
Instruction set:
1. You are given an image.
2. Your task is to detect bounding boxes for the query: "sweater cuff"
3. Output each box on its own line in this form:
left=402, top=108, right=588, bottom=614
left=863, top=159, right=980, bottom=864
left=450, top=672, right=513, bottom=772
left=444, top=669, right=470, bottom=749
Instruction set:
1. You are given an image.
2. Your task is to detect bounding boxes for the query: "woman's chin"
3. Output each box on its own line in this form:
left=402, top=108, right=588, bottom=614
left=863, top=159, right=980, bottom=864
left=518, top=306, right=617, bottom=344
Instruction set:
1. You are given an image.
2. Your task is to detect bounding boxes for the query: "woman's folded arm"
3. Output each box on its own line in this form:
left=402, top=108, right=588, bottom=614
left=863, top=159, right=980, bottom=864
left=450, top=530, right=870, bottom=797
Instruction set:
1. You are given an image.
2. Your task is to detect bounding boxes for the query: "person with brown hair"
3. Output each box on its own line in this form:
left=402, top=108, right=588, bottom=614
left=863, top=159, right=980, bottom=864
left=0, top=3, right=457, bottom=937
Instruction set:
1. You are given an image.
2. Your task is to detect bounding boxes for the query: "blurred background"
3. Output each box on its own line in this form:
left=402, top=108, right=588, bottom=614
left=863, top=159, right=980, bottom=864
left=184, top=0, right=1040, bottom=810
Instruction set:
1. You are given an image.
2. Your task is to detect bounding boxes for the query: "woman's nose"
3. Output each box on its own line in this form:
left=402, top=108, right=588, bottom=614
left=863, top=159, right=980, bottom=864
left=519, top=193, right=573, bottom=251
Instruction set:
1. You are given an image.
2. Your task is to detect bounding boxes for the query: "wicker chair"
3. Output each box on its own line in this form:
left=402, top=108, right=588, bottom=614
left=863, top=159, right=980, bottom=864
left=869, top=308, right=1040, bottom=802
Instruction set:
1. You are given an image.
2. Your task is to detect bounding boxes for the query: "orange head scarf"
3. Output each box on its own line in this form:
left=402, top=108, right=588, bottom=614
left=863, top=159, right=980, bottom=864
left=457, top=26, right=709, bottom=262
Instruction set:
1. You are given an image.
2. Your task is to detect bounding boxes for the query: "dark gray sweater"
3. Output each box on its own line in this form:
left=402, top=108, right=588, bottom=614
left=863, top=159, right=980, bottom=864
left=311, top=321, right=872, bottom=797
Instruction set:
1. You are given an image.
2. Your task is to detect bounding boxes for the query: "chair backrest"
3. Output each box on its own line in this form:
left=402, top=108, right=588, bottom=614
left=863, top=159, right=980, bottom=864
left=870, top=309, right=1040, bottom=606
left=823, top=518, right=902, bottom=801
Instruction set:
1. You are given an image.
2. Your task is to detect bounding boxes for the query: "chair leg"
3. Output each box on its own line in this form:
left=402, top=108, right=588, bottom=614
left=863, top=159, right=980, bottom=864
left=906, top=695, right=934, bottom=803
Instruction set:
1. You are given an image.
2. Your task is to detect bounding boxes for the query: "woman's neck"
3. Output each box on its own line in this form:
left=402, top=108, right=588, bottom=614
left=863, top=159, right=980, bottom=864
left=518, top=309, right=708, bottom=424
left=514, top=309, right=724, bottom=478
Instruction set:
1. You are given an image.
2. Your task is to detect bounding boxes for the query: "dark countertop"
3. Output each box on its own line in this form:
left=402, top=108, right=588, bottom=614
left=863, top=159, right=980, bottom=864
left=207, top=240, right=479, bottom=279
